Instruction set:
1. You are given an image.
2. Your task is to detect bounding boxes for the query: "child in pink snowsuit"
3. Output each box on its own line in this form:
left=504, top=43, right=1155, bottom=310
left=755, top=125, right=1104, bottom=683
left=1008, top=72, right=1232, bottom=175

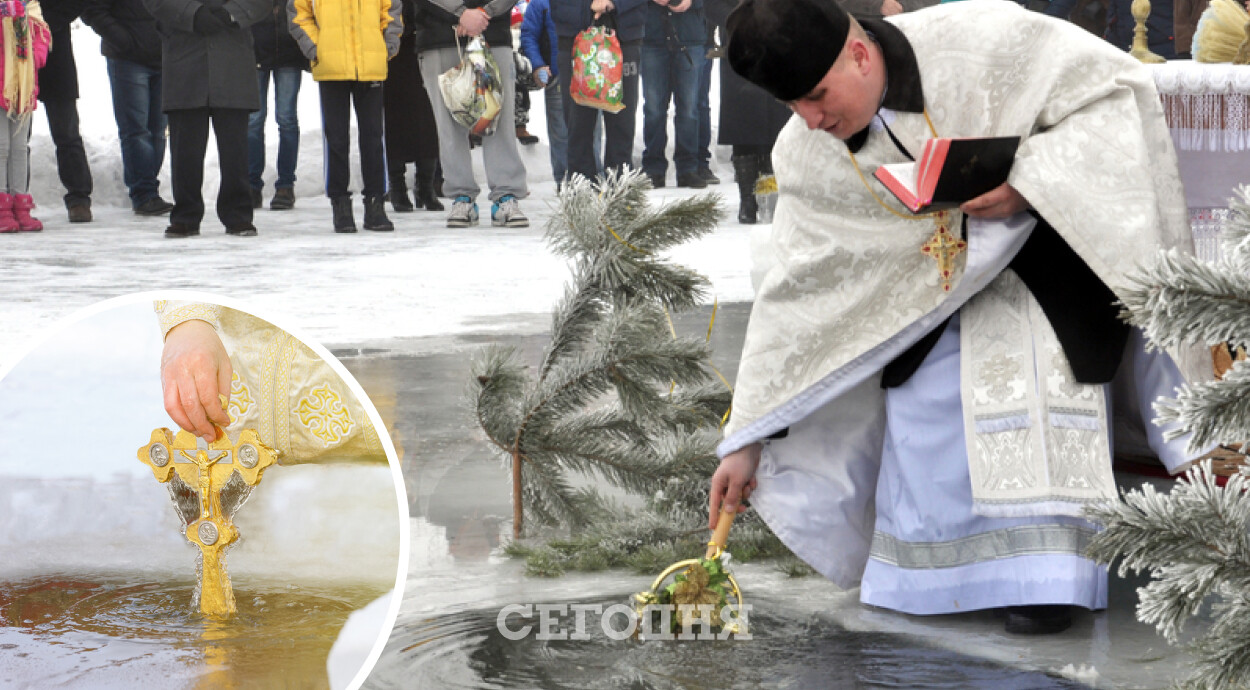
left=0, top=0, right=49, bottom=232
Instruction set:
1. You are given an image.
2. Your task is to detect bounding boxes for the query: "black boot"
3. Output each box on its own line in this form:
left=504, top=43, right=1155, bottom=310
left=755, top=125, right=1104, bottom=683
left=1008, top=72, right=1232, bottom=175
left=363, top=195, right=394, bottom=231
left=389, top=167, right=414, bottom=212
left=733, top=154, right=760, bottom=225
left=1004, top=605, right=1074, bottom=635
left=416, top=158, right=444, bottom=211
left=331, top=196, right=356, bottom=233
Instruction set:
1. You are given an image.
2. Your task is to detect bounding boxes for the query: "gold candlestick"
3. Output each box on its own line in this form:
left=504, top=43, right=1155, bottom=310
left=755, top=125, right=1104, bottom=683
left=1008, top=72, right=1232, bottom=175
left=1129, top=0, right=1166, bottom=63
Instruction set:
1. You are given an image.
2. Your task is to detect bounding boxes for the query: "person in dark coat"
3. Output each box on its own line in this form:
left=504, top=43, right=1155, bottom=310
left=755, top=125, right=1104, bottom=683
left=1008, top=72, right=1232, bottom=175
left=383, top=0, right=442, bottom=213
left=81, top=0, right=173, bottom=216
left=248, top=0, right=307, bottom=210
left=37, top=0, right=93, bottom=222
left=552, top=0, right=646, bottom=181
left=141, top=0, right=269, bottom=237
left=705, top=0, right=789, bottom=222
left=38, top=0, right=92, bottom=221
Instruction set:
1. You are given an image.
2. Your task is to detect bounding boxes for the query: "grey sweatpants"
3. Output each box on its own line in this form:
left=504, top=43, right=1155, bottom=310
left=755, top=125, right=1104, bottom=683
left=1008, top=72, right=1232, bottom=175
left=419, top=44, right=528, bottom=203
left=0, top=115, right=32, bottom=193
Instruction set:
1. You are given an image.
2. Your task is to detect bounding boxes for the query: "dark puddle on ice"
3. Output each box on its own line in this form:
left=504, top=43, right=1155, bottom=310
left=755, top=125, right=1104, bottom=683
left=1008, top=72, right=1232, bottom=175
left=0, top=574, right=388, bottom=689
left=373, top=594, right=1087, bottom=689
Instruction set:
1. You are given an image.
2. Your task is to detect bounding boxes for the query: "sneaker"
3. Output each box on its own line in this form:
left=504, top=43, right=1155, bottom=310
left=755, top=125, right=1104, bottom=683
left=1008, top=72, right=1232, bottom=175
left=135, top=197, right=174, bottom=216
left=647, top=174, right=665, bottom=189
left=447, top=195, right=479, bottom=228
left=676, top=172, right=708, bottom=189
left=249, top=187, right=263, bottom=209
left=67, top=201, right=92, bottom=223
left=165, top=222, right=200, bottom=238
left=270, top=188, right=295, bottom=210
left=225, top=222, right=258, bottom=237
left=491, top=195, right=528, bottom=228
left=698, top=167, right=721, bottom=185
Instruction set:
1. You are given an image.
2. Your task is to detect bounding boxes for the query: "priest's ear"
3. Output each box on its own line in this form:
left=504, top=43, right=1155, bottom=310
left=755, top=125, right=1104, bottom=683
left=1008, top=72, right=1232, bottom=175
left=845, top=36, right=874, bottom=76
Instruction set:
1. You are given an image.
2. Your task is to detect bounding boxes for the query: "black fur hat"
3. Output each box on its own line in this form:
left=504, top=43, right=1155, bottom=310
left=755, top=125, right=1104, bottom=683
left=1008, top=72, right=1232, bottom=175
left=725, top=0, right=851, bottom=102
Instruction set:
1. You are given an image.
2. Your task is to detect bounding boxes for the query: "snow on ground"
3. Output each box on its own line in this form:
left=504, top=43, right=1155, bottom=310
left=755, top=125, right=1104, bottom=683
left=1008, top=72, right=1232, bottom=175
left=6, top=24, right=748, bottom=367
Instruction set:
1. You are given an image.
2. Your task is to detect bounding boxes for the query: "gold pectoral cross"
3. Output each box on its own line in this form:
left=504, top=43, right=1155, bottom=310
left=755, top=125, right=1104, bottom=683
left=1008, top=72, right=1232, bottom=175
left=138, top=427, right=278, bottom=620
left=919, top=211, right=966, bottom=292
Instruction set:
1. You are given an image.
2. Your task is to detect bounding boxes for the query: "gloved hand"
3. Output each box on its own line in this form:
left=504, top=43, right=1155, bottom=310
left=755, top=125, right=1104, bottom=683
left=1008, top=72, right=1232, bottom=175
left=192, top=6, right=228, bottom=34
left=0, top=1, right=26, bottom=18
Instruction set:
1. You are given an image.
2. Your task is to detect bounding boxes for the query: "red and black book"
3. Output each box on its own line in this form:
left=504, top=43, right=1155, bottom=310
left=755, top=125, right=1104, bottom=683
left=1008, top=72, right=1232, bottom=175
left=873, top=136, right=1021, bottom=213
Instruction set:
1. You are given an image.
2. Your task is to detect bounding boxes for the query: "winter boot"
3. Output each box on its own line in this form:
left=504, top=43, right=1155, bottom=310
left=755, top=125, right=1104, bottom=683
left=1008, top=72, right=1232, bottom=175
left=415, top=159, right=444, bottom=211
left=732, top=155, right=760, bottom=225
left=363, top=195, right=394, bottom=231
left=0, top=194, right=18, bottom=233
left=331, top=195, right=357, bottom=233
left=13, top=194, right=42, bottom=232
left=270, top=187, right=295, bottom=210
left=389, top=168, right=414, bottom=212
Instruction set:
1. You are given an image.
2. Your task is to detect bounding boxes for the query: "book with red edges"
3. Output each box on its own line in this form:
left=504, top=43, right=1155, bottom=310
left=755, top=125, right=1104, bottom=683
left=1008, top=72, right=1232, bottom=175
left=872, top=136, right=1021, bottom=213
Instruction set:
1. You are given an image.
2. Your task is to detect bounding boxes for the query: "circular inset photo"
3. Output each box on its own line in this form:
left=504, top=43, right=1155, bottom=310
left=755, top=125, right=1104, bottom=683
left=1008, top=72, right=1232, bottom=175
left=0, top=293, right=408, bottom=689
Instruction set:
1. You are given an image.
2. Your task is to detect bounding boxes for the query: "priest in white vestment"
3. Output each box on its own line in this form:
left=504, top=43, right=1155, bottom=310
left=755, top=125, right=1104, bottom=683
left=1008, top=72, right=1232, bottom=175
left=708, top=0, right=1209, bottom=633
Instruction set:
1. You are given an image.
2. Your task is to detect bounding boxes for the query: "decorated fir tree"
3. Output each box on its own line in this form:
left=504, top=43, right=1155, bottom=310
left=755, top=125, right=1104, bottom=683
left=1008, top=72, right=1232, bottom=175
left=470, top=171, right=731, bottom=541
left=1086, top=185, right=1250, bottom=689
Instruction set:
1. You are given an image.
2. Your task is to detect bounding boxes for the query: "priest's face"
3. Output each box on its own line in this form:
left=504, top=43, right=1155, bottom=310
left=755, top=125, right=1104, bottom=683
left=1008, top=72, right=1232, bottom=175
left=788, top=37, right=882, bottom=140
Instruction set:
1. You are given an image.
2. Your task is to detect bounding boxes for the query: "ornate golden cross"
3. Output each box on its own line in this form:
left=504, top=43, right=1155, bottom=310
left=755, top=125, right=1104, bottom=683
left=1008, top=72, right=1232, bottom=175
left=920, top=211, right=966, bottom=292
left=138, top=427, right=278, bottom=620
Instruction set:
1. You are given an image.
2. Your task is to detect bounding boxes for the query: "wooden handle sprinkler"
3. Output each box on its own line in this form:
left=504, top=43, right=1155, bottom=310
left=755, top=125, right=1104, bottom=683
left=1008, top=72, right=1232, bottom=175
left=631, top=506, right=747, bottom=638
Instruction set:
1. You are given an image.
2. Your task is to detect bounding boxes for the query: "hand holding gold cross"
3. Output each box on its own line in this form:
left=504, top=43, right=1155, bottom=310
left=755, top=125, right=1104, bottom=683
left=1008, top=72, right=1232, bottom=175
left=138, top=427, right=278, bottom=620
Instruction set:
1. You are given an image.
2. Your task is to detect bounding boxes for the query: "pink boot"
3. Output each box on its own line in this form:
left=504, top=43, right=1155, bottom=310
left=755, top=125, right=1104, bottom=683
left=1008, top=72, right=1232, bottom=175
left=0, top=194, right=19, bottom=233
left=12, top=194, right=42, bottom=232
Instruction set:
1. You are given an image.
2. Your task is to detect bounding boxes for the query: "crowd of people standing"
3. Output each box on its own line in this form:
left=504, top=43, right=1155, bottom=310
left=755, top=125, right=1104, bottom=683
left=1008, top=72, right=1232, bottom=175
left=7, top=0, right=1227, bottom=236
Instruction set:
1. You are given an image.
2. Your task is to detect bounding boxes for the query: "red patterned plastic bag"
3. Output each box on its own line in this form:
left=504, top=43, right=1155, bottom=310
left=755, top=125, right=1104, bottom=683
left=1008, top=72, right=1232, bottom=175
left=570, top=25, right=625, bottom=113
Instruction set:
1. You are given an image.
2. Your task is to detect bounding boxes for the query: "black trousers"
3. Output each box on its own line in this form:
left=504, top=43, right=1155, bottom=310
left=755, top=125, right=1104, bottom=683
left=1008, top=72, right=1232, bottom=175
left=558, top=36, right=641, bottom=181
left=42, top=98, right=93, bottom=206
left=320, top=80, right=386, bottom=199
left=167, top=107, right=252, bottom=228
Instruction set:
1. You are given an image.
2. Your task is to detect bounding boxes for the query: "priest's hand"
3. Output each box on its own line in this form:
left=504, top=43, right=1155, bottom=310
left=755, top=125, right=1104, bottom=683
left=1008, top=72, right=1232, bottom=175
left=161, top=319, right=232, bottom=444
left=960, top=182, right=1029, bottom=219
left=709, top=443, right=761, bottom=529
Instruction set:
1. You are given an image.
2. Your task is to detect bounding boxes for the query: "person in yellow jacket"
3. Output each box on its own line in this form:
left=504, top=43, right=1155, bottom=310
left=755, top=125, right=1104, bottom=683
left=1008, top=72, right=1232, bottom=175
left=288, top=0, right=402, bottom=233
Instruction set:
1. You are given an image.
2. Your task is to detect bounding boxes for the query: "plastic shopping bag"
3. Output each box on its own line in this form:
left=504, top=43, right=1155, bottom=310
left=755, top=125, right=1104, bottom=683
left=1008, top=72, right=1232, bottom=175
left=570, top=24, right=625, bottom=113
left=438, top=36, right=505, bottom=136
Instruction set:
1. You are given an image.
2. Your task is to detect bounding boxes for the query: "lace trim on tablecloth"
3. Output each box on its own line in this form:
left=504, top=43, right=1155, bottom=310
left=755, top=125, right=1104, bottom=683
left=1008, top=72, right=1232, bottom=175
left=1152, top=62, right=1250, bottom=152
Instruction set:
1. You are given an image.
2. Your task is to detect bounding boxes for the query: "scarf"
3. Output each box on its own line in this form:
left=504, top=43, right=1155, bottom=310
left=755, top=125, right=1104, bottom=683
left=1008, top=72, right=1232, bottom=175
left=4, top=0, right=46, bottom=120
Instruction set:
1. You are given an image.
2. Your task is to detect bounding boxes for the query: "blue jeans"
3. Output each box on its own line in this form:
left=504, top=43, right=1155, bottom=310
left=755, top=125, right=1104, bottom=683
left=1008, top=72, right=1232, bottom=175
left=697, top=49, right=712, bottom=169
left=543, top=81, right=603, bottom=183
left=106, top=57, right=166, bottom=206
left=248, top=67, right=302, bottom=190
left=640, top=43, right=705, bottom=178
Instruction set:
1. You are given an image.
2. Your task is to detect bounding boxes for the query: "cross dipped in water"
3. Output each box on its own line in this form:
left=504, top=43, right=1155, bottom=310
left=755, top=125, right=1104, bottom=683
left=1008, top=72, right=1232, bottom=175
left=137, top=427, right=278, bottom=620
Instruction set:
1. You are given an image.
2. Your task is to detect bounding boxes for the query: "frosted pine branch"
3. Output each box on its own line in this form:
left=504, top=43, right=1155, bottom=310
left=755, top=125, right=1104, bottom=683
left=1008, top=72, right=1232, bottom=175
left=1119, top=248, right=1250, bottom=352
left=1154, top=359, right=1250, bottom=450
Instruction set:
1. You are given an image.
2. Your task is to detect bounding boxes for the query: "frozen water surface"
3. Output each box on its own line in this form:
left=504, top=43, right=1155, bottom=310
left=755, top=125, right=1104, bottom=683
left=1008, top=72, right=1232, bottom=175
left=337, top=321, right=1205, bottom=690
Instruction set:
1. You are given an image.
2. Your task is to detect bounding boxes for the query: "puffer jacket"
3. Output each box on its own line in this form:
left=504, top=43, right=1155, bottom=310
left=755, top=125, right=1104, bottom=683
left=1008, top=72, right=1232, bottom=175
left=287, top=0, right=401, bottom=81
